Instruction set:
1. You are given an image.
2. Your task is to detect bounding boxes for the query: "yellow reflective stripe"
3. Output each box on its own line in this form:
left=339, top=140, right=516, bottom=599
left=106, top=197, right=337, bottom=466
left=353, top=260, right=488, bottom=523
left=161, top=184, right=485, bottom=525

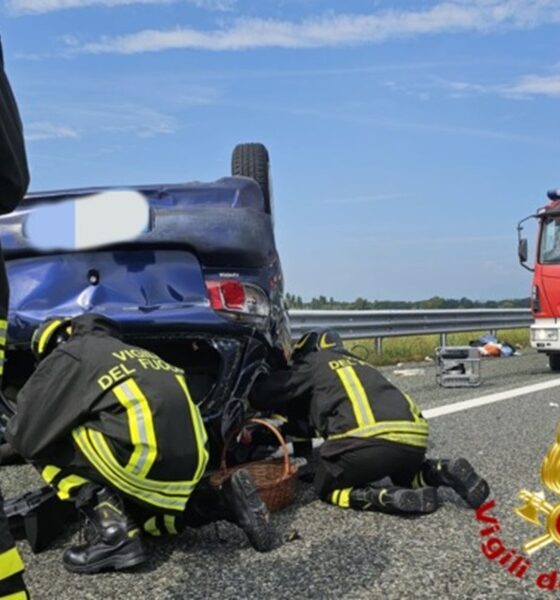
left=331, top=490, right=341, bottom=505
left=379, top=433, right=428, bottom=448
left=113, top=384, right=142, bottom=470
left=113, top=379, right=157, bottom=478
left=80, top=429, right=188, bottom=510
left=41, top=465, right=61, bottom=484
left=56, top=474, right=90, bottom=500
left=0, top=547, right=25, bottom=580
left=403, top=393, right=423, bottom=423
left=164, top=515, right=178, bottom=535
left=144, top=516, right=161, bottom=537
left=1, top=593, right=28, bottom=600
left=90, top=428, right=195, bottom=494
left=412, top=472, right=427, bottom=488
left=319, top=333, right=336, bottom=349
left=72, top=427, right=190, bottom=511
left=293, top=333, right=310, bottom=350
left=329, top=420, right=429, bottom=441
left=175, top=375, right=209, bottom=483
left=338, top=488, right=352, bottom=508
left=41, top=466, right=89, bottom=499
left=337, top=367, right=375, bottom=427
left=37, top=319, right=62, bottom=356
left=347, top=368, right=375, bottom=423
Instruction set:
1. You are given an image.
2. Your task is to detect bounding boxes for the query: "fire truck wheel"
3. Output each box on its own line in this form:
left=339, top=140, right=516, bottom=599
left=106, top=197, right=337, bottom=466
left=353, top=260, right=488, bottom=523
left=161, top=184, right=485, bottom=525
left=549, top=353, right=560, bottom=371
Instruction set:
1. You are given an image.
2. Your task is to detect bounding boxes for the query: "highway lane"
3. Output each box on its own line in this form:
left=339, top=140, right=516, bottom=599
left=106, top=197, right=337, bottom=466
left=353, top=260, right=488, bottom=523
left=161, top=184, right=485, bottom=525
left=3, top=349, right=560, bottom=599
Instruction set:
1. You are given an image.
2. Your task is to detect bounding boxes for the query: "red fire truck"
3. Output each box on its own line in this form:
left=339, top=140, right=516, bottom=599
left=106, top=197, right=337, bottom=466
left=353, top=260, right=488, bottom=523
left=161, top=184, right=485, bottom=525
left=518, top=190, right=560, bottom=371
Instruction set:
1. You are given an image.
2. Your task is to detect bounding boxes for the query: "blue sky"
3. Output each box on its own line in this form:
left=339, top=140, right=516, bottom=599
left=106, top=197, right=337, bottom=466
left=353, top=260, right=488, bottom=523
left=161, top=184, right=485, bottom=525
left=2, top=0, right=560, bottom=301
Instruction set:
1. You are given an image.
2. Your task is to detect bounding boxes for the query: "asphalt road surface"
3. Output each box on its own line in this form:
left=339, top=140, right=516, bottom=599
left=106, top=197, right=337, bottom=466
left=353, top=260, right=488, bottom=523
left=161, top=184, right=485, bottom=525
left=4, top=349, right=560, bottom=599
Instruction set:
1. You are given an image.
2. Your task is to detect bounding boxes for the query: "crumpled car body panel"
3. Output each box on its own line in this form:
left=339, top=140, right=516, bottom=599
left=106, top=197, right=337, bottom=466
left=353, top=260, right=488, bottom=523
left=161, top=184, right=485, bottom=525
left=0, top=177, right=291, bottom=451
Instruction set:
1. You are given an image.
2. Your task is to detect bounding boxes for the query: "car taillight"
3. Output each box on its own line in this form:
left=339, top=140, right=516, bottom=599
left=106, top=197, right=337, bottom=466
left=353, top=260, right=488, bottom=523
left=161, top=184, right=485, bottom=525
left=205, top=280, right=270, bottom=318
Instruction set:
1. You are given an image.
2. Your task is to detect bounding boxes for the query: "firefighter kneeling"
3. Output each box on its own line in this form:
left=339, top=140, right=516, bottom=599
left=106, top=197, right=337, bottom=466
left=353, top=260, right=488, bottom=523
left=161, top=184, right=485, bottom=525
left=6, top=314, right=275, bottom=574
left=251, top=330, right=490, bottom=515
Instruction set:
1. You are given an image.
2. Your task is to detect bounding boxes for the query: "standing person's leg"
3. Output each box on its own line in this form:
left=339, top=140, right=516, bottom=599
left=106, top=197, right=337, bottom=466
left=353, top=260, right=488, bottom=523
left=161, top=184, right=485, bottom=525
left=0, top=266, right=27, bottom=598
left=314, top=443, right=438, bottom=515
left=0, top=487, right=28, bottom=599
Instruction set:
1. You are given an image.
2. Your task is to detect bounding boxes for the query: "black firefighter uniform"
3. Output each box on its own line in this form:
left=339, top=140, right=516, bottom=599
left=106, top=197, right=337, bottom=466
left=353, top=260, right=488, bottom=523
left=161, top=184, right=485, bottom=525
left=0, top=36, right=30, bottom=600
left=6, top=315, right=208, bottom=536
left=251, top=348, right=430, bottom=500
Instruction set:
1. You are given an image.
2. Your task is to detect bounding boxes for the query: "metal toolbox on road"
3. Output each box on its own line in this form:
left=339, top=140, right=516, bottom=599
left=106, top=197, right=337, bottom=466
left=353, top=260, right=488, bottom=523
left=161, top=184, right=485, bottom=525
left=435, top=346, right=481, bottom=388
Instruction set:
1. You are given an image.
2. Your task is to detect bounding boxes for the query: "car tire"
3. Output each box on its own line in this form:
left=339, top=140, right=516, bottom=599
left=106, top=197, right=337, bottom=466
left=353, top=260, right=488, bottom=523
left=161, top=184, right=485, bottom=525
left=231, top=143, right=272, bottom=215
left=549, top=353, right=560, bottom=371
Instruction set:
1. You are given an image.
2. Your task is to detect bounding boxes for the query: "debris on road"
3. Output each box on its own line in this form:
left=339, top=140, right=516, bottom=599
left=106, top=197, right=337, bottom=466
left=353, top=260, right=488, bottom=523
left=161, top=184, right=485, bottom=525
left=393, top=368, right=426, bottom=376
left=469, top=335, right=521, bottom=358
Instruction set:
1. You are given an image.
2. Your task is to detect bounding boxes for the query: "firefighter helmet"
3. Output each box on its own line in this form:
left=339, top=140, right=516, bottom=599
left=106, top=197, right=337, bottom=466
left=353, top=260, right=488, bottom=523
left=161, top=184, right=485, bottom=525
left=292, top=329, right=344, bottom=360
left=317, top=330, right=344, bottom=351
left=31, top=317, right=73, bottom=361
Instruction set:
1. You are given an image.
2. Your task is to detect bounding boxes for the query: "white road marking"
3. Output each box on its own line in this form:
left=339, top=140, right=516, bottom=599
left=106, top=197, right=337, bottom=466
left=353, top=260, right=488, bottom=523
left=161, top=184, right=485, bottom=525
left=423, top=378, right=560, bottom=419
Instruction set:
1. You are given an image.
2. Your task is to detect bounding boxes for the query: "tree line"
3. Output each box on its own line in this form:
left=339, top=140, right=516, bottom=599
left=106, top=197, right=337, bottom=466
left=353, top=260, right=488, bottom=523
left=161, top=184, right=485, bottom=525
left=284, top=294, right=530, bottom=310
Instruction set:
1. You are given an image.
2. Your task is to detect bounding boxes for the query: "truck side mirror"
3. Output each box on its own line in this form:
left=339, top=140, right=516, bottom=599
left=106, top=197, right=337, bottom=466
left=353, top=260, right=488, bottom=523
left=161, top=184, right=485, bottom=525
left=518, top=238, right=528, bottom=263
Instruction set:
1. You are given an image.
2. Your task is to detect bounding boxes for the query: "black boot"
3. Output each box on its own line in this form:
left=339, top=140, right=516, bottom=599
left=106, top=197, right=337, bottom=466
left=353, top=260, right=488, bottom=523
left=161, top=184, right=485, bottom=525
left=185, top=470, right=276, bottom=551
left=63, top=487, right=146, bottom=574
left=221, top=469, right=275, bottom=552
left=349, top=485, right=439, bottom=515
left=421, top=458, right=490, bottom=509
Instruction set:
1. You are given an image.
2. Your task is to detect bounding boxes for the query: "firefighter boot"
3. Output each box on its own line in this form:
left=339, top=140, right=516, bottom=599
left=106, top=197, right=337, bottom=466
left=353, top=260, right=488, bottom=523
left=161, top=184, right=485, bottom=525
left=348, top=485, right=439, bottom=515
left=421, top=458, right=490, bottom=509
left=222, top=469, right=275, bottom=552
left=62, top=487, right=146, bottom=574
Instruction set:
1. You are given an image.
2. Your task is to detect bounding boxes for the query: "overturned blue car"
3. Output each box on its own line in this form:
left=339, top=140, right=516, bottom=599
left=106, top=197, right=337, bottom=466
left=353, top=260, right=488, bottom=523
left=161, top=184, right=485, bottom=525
left=0, top=143, right=291, bottom=464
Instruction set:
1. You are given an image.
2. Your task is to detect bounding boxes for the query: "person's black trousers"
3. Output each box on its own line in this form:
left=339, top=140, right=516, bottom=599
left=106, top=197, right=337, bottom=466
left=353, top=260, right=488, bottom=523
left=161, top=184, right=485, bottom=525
left=314, top=440, right=427, bottom=498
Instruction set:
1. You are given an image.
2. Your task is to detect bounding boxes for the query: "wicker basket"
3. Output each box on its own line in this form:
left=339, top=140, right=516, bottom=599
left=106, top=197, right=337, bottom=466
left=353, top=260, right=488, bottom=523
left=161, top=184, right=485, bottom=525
left=209, top=417, right=298, bottom=512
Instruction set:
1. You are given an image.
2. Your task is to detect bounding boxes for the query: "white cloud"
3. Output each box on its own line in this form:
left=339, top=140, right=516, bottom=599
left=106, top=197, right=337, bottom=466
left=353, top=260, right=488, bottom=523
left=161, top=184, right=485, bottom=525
left=7, top=0, right=234, bottom=14
left=444, top=80, right=492, bottom=94
left=505, top=74, right=560, bottom=97
left=66, top=0, right=560, bottom=54
left=440, top=73, right=560, bottom=98
left=25, top=103, right=181, bottom=140
left=25, top=122, right=79, bottom=141
left=72, top=104, right=179, bottom=137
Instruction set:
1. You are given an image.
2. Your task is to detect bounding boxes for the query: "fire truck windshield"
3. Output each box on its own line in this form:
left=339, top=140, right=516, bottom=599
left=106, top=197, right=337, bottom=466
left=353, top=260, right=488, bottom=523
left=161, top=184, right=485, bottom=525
left=540, top=217, right=560, bottom=264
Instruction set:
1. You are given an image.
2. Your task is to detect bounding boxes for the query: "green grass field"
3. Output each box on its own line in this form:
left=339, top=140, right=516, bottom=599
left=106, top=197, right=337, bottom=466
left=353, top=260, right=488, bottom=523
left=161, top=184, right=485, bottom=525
left=345, top=328, right=530, bottom=366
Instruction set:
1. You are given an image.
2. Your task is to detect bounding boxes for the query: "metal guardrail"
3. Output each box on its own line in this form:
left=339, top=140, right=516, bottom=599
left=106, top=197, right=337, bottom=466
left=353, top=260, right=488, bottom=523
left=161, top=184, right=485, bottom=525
left=288, top=308, right=532, bottom=349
